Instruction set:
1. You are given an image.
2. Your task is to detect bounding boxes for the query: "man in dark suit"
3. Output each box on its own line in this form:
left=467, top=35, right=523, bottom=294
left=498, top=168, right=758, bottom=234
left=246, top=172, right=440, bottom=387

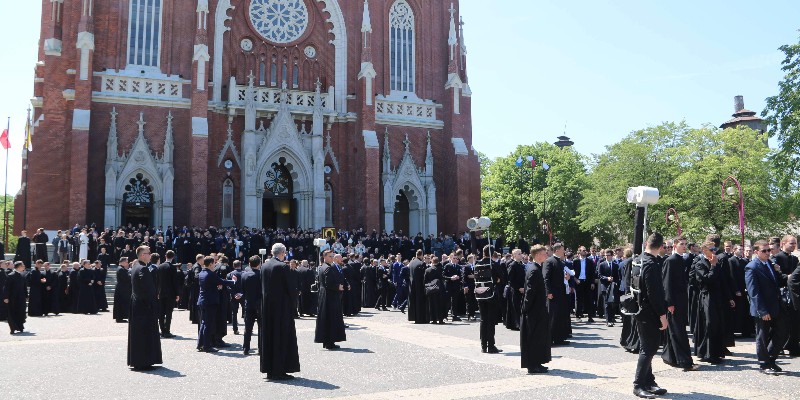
left=633, top=233, right=669, bottom=399
left=746, top=240, right=790, bottom=374
left=156, top=250, right=181, bottom=338
left=197, top=256, right=236, bottom=352
left=543, top=243, right=569, bottom=345
left=574, top=246, right=597, bottom=322
left=661, top=237, right=696, bottom=371
left=407, top=250, right=428, bottom=324
left=597, top=249, right=620, bottom=327
left=239, top=256, right=262, bottom=355
left=227, top=260, right=244, bottom=334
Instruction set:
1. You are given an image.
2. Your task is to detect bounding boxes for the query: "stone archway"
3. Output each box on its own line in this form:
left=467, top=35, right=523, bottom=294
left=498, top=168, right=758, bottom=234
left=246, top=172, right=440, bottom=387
left=385, top=182, right=425, bottom=235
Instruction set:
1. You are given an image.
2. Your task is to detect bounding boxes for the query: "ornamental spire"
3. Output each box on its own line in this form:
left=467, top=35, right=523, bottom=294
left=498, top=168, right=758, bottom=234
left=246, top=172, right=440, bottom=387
left=361, top=0, right=372, bottom=35
left=448, top=3, right=457, bottom=61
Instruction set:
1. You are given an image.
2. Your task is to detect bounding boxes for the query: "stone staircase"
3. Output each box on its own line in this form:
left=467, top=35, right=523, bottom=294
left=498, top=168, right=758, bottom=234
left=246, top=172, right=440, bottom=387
left=105, top=265, right=119, bottom=306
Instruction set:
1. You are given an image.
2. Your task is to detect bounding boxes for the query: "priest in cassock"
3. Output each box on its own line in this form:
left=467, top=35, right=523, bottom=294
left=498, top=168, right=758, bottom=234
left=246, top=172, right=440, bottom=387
left=127, top=246, right=163, bottom=370
left=543, top=244, right=569, bottom=345
left=505, top=249, right=526, bottom=331
left=661, top=237, right=696, bottom=371
left=114, top=257, right=132, bottom=323
left=693, top=241, right=730, bottom=364
left=259, top=244, right=301, bottom=381
left=520, top=245, right=551, bottom=374
left=314, top=250, right=347, bottom=350
left=57, top=263, right=70, bottom=315
left=0, top=261, right=8, bottom=321
left=360, top=256, right=377, bottom=310
left=76, top=260, right=98, bottom=314
left=297, top=260, right=316, bottom=317
left=4, top=262, right=27, bottom=334
left=14, top=231, right=32, bottom=269
left=43, top=262, right=59, bottom=316
left=407, top=250, right=429, bottom=324
left=26, top=260, right=46, bottom=317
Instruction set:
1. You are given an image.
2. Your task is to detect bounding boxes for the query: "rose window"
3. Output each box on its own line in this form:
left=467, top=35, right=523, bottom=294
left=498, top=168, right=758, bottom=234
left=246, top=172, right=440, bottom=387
left=249, top=0, right=309, bottom=44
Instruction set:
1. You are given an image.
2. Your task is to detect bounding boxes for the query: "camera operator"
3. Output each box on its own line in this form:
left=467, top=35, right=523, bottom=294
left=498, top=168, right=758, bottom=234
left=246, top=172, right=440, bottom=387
left=475, top=244, right=504, bottom=353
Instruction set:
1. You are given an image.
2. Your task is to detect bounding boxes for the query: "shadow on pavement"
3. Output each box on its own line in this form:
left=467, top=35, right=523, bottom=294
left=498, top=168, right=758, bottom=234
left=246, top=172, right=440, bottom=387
left=137, top=366, right=186, bottom=378
left=266, top=376, right=340, bottom=390
left=548, top=369, right=612, bottom=380
left=337, top=347, right=374, bottom=354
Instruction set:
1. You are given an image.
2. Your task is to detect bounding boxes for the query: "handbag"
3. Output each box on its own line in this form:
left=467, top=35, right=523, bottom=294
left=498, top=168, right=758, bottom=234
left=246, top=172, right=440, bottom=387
left=424, top=279, right=441, bottom=295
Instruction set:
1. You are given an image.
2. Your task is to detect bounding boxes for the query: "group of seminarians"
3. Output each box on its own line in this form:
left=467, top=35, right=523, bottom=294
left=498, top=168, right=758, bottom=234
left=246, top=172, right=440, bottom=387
left=0, top=256, right=113, bottom=334
left=625, top=232, right=800, bottom=399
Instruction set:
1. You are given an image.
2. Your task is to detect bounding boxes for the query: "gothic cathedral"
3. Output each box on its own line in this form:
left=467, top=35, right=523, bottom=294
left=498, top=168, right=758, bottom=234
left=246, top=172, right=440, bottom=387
left=18, top=0, right=480, bottom=235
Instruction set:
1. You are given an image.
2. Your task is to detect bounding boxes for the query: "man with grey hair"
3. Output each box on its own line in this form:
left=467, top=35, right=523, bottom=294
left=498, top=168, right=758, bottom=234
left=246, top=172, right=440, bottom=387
left=259, top=242, right=300, bottom=380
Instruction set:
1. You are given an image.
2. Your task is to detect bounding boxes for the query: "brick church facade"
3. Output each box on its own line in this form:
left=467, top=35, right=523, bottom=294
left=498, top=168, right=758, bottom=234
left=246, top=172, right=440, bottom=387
left=18, top=0, right=480, bottom=235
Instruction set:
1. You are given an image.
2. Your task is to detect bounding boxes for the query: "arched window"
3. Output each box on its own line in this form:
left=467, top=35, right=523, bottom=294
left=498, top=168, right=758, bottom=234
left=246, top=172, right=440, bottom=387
left=324, top=182, right=333, bottom=226
left=259, top=62, right=266, bottom=85
left=222, top=179, right=234, bottom=226
left=127, top=0, right=163, bottom=67
left=292, top=64, right=299, bottom=89
left=282, top=59, right=288, bottom=85
left=271, top=58, right=278, bottom=86
left=389, top=0, right=415, bottom=93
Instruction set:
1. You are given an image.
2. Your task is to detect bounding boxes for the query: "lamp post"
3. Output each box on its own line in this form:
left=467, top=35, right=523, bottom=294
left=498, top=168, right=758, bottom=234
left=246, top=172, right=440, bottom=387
left=721, top=176, right=745, bottom=247
left=665, top=207, right=682, bottom=236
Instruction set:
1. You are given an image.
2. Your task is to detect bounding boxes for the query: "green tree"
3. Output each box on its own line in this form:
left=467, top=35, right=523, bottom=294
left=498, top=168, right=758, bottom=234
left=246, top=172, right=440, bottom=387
left=762, top=32, right=800, bottom=194
left=670, top=125, right=791, bottom=241
left=578, top=123, right=791, bottom=245
left=0, top=195, right=15, bottom=253
left=578, top=122, right=684, bottom=246
left=482, top=143, right=591, bottom=248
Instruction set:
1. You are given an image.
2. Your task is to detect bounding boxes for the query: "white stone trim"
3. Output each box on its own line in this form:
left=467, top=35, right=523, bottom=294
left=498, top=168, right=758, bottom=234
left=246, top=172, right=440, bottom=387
left=193, top=44, right=210, bottom=91
left=358, top=61, right=377, bottom=106
left=44, top=38, right=62, bottom=56
left=91, top=94, right=191, bottom=109
left=72, top=109, right=91, bottom=131
left=451, top=137, right=468, bottom=155
left=62, top=89, right=75, bottom=101
left=192, top=117, right=208, bottom=137
left=212, top=0, right=234, bottom=103
left=363, top=130, right=378, bottom=149
left=76, top=32, right=95, bottom=80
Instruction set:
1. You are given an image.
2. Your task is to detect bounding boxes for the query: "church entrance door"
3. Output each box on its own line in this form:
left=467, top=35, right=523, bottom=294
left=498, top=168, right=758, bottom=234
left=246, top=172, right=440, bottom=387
left=262, top=163, right=297, bottom=229
left=122, top=173, right=154, bottom=226
left=394, top=190, right=410, bottom=235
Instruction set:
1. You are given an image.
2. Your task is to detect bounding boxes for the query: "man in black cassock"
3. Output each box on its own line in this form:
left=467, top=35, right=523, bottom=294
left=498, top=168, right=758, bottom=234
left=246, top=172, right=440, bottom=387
left=260, top=244, right=300, bottom=380
left=360, top=255, right=377, bottom=310
left=730, top=246, right=754, bottom=338
left=504, top=249, right=526, bottom=330
left=185, top=254, right=204, bottom=324
left=156, top=250, right=181, bottom=338
left=661, top=237, right=696, bottom=370
left=346, top=255, right=362, bottom=316
left=43, top=262, right=59, bottom=316
left=114, top=257, right=132, bottom=323
left=774, top=235, right=799, bottom=356
left=424, top=257, right=445, bottom=324
left=314, top=250, right=346, bottom=349
left=68, top=262, right=80, bottom=313
left=26, top=260, right=46, bottom=317
left=57, top=263, right=70, bottom=315
left=14, top=231, right=32, bottom=269
left=4, top=262, right=27, bottom=334
left=297, top=260, right=316, bottom=317
left=520, top=245, right=551, bottom=374
left=0, top=261, right=8, bottom=321
left=77, top=260, right=97, bottom=314
left=407, top=249, right=428, bottom=324
left=543, top=244, right=569, bottom=345
left=32, top=228, right=49, bottom=263
left=93, top=260, right=109, bottom=312
left=127, top=246, right=163, bottom=370
left=693, top=241, right=730, bottom=364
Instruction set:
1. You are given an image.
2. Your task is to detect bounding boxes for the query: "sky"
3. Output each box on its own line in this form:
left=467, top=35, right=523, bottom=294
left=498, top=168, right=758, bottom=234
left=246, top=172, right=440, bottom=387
left=0, top=0, right=797, bottom=195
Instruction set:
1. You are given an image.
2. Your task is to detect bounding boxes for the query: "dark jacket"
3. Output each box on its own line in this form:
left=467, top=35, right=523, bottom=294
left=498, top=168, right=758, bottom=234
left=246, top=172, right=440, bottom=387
left=240, top=268, right=262, bottom=309
left=745, top=258, right=783, bottom=318
left=197, top=268, right=234, bottom=306
left=636, top=252, right=667, bottom=323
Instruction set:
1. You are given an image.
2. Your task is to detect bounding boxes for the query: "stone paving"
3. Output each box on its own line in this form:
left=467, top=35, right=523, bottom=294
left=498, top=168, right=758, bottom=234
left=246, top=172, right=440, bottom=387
left=0, top=308, right=798, bottom=399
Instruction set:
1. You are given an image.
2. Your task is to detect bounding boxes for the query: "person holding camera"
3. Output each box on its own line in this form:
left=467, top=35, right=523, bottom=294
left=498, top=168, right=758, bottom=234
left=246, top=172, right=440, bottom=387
left=632, top=233, right=669, bottom=399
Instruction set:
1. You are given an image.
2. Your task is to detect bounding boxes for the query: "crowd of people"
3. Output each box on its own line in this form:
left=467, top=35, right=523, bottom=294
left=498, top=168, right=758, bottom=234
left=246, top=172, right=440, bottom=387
left=2, top=224, right=799, bottom=396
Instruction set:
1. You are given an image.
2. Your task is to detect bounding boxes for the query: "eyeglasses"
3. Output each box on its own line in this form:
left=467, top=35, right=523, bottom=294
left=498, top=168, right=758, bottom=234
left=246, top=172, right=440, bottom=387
left=759, top=249, right=770, bottom=254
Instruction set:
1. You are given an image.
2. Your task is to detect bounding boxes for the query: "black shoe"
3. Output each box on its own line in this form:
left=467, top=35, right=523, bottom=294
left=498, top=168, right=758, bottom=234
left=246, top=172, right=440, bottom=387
left=633, top=388, right=656, bottom=399
left=760, top=365, right=779, bottom=375
left=382, top=307, right=389, bottom=311
left=162, top=333, right=175, bottom=339
left=587, top=318, right=595, bottom=323
left=116, top=319, right=127, bottom=323
left=215, top=341, right=230, bottom=348
left=706, top=358, right=723, bottom=365
left=400, top=309, right=405, bottom=314
left=451, top=316, right=462, bottom=322
left=243, top=349, right=251, bottom=355
left=680, top=364, right=699, bottom=371
left=647, top=386, right=667, bottom=395
left=606, top=322, right=614, bottom=327
left=553, top=341, right=570, bottom=346
left=199, top=347, right=219, bottom=353
left=267, top=373, right=294, bottom=381
left=233, top=330, right=240, bottom=335
left=527, top=365, right=548, bottom=374
left=131, top=365, right=157, bottom=371
left=481, top=346, right=488, bottom=353
left=324, top=343, right=340, bottom=350
left=770, top=364, right=783, bottom=372
left=487, top=346, right=502, bottom=354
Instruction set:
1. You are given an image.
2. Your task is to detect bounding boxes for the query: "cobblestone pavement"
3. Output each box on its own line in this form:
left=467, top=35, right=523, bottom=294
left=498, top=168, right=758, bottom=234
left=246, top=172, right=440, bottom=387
left=1, top=308, right=798, bottom=399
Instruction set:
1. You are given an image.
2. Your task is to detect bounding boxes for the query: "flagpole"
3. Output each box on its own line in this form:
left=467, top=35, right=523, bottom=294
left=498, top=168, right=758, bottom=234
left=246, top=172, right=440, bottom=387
left=3, top=116, right=9, bottom=248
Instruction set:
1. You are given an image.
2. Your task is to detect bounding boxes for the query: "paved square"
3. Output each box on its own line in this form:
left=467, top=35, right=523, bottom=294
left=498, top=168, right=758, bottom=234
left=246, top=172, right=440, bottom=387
left=1, top=309, right=798, bottom=399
